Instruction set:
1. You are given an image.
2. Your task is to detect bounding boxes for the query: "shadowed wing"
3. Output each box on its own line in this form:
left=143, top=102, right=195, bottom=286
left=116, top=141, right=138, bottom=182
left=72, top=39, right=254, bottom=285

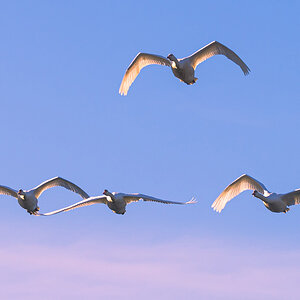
left=282, top=190, right=300, bottom=206
left=119, top=53, right=171, bottom=96
left=188, top=41, right=250, bottom=75
left=212, top=174, right=269, bottom=213
left=38, top=196, right=108, bottom=216
left=123, top=193, right=196, bottom=205
left=0, top=185, right=18, bottom=198
left=32, top=177, right=89, bottom=199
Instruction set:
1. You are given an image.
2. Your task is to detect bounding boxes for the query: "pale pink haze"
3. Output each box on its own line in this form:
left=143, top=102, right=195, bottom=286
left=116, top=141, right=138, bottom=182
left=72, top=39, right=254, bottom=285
left=0, top=237, right=299, bottom=300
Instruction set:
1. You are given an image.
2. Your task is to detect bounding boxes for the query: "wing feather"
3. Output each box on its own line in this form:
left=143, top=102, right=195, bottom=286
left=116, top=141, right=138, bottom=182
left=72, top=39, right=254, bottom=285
left=123, top=193, right=196, bottom=205
left=0, top=185, right=18, bottom=198
left=32, top=177, right=89, bottom=199
left=281, top=190, right=300, bottom=206
left=212, top=174, right=269, bottom=213
left=188, top=41, right=250, bottom=75
left=38, top=196, right=107, bottom=216
left=119, top=53, right=171, bottom=96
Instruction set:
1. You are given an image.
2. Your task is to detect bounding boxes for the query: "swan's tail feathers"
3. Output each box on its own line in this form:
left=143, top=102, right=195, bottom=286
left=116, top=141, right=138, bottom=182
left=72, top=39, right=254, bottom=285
left=186, top=197, right=197, bottom=204
left=194, top=77, right=198, bottom=82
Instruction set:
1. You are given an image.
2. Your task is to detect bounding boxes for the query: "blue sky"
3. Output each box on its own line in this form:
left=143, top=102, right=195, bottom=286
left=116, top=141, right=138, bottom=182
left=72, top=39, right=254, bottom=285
left=0, top=1, right=300, bottom=299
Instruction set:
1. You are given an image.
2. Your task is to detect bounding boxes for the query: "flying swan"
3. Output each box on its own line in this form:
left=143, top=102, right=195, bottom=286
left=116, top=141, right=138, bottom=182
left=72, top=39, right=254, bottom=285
left=38, top=189, right=197, bottom=215
left=212, top=174, right=300, bottom=213
left=0, top=177, right=89, bottom=214
left=119, top=41, right=250, bottom=95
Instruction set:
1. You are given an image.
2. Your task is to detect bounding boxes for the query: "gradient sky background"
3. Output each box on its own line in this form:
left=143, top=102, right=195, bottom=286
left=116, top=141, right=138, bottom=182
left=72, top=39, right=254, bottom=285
left=0, top=1, right=300, bottom=299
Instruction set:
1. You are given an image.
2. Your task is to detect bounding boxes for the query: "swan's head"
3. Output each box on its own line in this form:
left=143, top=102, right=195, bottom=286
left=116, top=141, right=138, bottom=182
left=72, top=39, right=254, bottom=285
left=103, top=189, right=114, bottom=197
left=17, top=189, right=25, bottom=196
left=167, top=54, right=176, bottom=61
left=17, top=189, right=26, bottom=200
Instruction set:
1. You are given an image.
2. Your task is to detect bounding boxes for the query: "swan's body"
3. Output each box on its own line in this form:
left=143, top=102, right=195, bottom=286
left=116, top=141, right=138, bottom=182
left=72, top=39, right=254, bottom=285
left=169, top=57, right=197, bottom=85
left=0, top=177, right=89, bottom=214
left=212, top=174, right=300, bottom=213
left=119, top=41, right=250, bottom=95
left=39, top=189, right=197, bottom=216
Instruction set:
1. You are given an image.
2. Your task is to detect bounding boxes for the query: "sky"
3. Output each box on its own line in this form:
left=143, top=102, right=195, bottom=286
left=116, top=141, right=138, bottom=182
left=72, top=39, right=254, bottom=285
left=0, top=0, right=300, bottom=299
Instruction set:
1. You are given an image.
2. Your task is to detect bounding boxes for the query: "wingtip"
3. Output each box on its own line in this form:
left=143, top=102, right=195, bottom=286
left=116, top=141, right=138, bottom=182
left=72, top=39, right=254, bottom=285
left=244, top=69, right=250, bottom=76
left=186, top=197, right=197, bottom=204
left=119, top=89, right=127, bottom=96
left=212, top=207, right=221, bottom=213
left=211, top=203, right=222, bottom=213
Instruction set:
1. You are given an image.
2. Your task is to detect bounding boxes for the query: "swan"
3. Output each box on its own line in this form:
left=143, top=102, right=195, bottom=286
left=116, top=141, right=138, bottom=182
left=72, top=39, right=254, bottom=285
left=0, top=177, right=89, bottom=215
left=119, top=41, right=250, bottom=95
left=212, top=174, right=300, bottom=213
left=38, top=189, right=197, bottom=215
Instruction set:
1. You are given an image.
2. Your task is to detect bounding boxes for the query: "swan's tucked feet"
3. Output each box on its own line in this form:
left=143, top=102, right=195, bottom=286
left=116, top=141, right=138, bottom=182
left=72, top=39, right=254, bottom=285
left=32, top=208, right=40, bottom=215
left=187, top=81, right=195, bottom=85
left=27, top=207, right=40, bottom=215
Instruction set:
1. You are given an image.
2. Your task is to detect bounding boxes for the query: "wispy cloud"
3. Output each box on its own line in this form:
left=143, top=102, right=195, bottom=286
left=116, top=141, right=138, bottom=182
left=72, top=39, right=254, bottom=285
left=0, top=237, right=299, bottom=300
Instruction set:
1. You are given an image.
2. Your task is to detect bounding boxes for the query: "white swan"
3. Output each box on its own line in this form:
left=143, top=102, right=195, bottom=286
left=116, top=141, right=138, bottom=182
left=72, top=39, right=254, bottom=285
left=119, top=41, right=250, bottom=95
left=38, top=189, right=197, bottom=215
left=0, top=177, right=89, bottom=215
left=212, top=174, right=300, bottom=213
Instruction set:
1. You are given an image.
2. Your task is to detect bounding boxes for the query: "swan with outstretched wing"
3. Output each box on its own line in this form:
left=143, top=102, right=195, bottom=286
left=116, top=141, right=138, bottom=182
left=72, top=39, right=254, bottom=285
left=38, top=189, right=197, bottom=215
left=119, top=41, right=250, bottom=95
left=0, top=177, right=89, bottom=214
left=212, top=174, right=299, bottom=213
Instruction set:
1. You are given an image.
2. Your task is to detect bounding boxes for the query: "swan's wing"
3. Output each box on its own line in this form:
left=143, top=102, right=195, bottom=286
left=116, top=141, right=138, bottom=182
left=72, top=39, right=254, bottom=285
left=188, top=41, right=250, bottom=75
left=32, top=177, right=89, bottom=199
left=123, top=193, right=197, bottom=205
left=212, top=174, right=269, bottom=213
left=37, top=196, right=108, bottom=216
left=281, top=190, right=300, bottom=206
left=119, top=53, right=171, bottom=96
left=0, top=185, right=18, bottom=198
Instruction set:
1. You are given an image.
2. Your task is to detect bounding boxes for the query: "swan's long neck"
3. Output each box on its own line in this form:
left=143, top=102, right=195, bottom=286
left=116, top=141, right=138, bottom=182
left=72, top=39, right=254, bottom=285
left=253, top=191, right=268, bottom=203
left=17, top=191, right=26, bottom=201
left=106, top=192, right=116, bottom=202
left=170, top=56, right=180, bottom=69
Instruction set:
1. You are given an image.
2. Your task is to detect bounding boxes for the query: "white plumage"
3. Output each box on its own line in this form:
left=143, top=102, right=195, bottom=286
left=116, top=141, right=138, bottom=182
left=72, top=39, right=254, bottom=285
left=119, top=41, right=250, bottom=95
left=212, top=174, right=300, bottom=213
left=38, top=189, right=197, bottom=215
left=0, top=177, right=89, bottom=214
